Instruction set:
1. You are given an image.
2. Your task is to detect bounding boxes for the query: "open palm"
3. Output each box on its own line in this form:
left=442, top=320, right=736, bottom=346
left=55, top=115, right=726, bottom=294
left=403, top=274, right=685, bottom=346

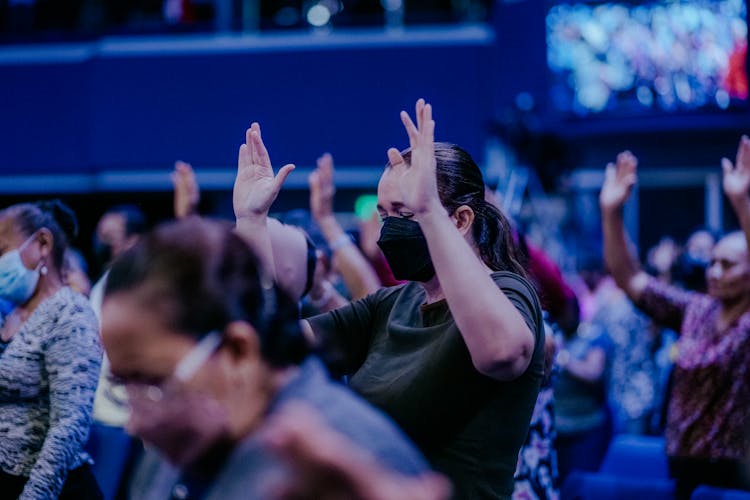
left=388, top=98, right=441, bottom=217
left=722, top=135, right=750, bottom=202
left=309, top=153, right=335, bottom=221
left=233, top=122, right=294, bottom=220
left=600, top=150, right=638, bottom=212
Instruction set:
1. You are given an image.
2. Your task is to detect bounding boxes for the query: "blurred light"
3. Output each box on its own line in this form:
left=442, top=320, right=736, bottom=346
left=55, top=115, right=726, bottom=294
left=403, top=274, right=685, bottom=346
left=307, top=4, right=331, bottom=27
left=636, top=86, right=654, bottom=107
left=654, top=76, right=670, bottom=96
left=716, top=89, right=730, bottom=109
left=577, top=81, right=610, bottom=111
left=381, top=0, right=403, bottom=12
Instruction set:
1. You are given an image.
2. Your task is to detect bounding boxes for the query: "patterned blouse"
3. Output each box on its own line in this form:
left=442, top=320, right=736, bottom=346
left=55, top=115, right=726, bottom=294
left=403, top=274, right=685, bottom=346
left=637, top=278, right=750, bottom=460
left=0, top=287, right=102, bottom=499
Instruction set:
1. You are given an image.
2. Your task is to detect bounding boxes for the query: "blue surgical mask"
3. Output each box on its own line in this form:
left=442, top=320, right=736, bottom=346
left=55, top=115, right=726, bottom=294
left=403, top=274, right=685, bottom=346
left=0, top=234, right=41, bottom=306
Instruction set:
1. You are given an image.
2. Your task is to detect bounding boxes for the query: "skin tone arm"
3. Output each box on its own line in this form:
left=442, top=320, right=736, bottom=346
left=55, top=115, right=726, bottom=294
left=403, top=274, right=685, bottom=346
left=309, top=153, right=381, bottom=300
left=599, top=151, right=651, bottom=302
left=305, top=251, right=350, bottom=313
left=233, top=122, right=295, bottom=284
left=722, top=135, right=750, bottom=249
left=172, top=160, right=200, bottom=219
left=389, top=99, right=534, bottom=381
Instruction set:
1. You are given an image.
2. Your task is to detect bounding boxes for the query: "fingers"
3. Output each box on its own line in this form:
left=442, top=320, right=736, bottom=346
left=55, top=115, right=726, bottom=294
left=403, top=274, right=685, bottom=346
left=387, top=147, right=406, bottom=169
left=604, top=162, right=616, bottom=183
left=722, top=157, right=734, bottom=176
left=316, top=153, right=335, bottom=192
left=245, top=127, right=257, bottom=165
left=737, top=134, right=750, bottom=169
left=308, top=170, right=320, bottom=192
left=250, top=123, right=273, bottom=169
left=422, top=102, right=435, bottom=142
left=400, top=110, right=419, bottom=146
left=238, top=143, right=251, bottom=170
left=274, top=163, right=296, bottom=191
left=317, top=152, right=333, bottom=171
left=415, top=98, right=425, bottom=130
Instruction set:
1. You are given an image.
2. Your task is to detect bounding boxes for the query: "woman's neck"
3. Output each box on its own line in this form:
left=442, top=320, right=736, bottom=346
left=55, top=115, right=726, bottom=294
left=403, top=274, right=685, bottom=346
left=420, top=276, right=444, bottom=304
left=19, top=272, right=63, bottom=315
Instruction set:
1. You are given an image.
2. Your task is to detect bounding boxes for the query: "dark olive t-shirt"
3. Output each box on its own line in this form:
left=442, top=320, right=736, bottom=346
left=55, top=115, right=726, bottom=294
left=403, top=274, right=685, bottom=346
left=308, top=271, right=545, bottom=499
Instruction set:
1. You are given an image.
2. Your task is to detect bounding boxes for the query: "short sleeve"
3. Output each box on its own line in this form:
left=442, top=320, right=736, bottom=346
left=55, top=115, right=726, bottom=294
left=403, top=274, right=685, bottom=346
left=493, top=272, right=543, bottom=343
left=307, top=286, right=404, bottom=377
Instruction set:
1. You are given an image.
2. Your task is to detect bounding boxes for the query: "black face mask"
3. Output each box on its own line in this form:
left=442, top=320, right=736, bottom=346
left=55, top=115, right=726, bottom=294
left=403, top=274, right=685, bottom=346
left=377, top=217, right=435, bottom=282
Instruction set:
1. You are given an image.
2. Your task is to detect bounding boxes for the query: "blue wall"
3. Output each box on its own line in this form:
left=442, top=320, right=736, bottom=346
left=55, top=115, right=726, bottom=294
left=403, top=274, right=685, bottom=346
left=0, top=27, right=495, bottom=186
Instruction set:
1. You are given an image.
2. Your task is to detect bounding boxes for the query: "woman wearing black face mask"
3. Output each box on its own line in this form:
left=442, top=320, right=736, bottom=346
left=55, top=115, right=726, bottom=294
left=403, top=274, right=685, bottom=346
left=293, top=100, right=545, bottom=500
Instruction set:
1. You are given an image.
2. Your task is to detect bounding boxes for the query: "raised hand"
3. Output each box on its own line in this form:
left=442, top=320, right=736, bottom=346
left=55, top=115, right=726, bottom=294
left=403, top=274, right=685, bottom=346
left=721, top=135, right=750, bottom=203
left=309, top=153, right=335, bottom=222
left=387, top=98, right=442, bottom=218
left=233, top=122, right=295, bottom=221
left=600, top=150, right=639, bottom=214
left=171, top=160, right=200, bottom=219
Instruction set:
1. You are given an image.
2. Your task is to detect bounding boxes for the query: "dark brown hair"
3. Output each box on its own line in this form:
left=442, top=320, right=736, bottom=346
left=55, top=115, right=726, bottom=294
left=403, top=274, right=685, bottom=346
left=105, top=217, right=308, bottom=367
left=397, top=142, right=527, bottom=277
left=1, top=199, right=78, bottom=272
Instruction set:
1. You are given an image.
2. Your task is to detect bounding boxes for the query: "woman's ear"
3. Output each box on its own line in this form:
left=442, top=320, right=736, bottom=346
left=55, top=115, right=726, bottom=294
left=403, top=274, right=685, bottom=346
left=35, top=228, right=55, bottom=259
left=452, top=205, right=475, bottom=236
left=222, top=321, right=261, bottom=363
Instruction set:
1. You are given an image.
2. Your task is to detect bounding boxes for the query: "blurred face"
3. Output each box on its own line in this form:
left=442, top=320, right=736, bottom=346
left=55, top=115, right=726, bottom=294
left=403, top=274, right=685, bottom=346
left=96, top=213, right=135, bottom=261
left=101, top=288, right=273, bottom=465
left=705, top=234, right=750, bottom=303
left=0, top=217, right=49, bottom=305
left=686, top=231, right=715, bottom=261
left=0, top=217, right=41, bottom=270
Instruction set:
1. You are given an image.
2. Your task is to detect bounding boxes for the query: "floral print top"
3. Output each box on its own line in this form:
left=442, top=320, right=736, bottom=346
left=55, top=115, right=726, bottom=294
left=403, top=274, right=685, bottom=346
left=514, top=384, right=559, bottom=500
left=637, top=277, right=750, bottom=459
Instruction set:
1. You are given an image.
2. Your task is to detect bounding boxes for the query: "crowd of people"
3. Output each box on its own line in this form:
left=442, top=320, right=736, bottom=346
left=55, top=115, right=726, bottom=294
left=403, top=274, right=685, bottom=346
left=0, top=98, right=748, bottom=500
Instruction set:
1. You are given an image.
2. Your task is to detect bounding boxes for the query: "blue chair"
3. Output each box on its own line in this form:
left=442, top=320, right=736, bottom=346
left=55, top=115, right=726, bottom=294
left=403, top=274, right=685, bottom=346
left=562, top=471, right=675, bottom=500
left=598, top=435, right=669, bottom=480
left=85, top=423, right=134, bottom=500
left=691, top=486, right=750, bottom=500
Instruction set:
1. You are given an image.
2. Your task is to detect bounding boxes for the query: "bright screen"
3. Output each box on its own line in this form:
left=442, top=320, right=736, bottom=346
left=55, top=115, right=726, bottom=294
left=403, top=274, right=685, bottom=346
left=546, top=0, right=748, bottom=115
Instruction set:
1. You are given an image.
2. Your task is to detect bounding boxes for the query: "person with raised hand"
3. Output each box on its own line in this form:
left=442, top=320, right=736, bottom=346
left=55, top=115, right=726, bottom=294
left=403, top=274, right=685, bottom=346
left=303, top=99, right=545, bottom=499
left=308, top=152, right=381, bottom=302
left=600, top=137, right=750, bottom=499
left=233, top=122, right=296, bottom=283
left=172, top=160, right=200, bottom=219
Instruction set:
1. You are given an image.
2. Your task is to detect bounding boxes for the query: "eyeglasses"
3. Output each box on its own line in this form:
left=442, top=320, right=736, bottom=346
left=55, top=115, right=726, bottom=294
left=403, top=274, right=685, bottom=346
left=108, top=330, right=223, bottom=403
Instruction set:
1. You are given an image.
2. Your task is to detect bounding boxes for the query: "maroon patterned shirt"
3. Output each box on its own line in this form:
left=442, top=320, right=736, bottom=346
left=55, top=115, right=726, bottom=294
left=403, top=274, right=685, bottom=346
left=638, top=278, right=750, bottom=460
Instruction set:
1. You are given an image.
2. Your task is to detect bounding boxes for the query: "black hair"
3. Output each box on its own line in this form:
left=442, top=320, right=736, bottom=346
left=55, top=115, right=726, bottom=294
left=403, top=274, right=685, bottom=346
left=104, top=204, right=147, bottom=236
left=105, top=217, right=308, bottom=367
left=396, top=142, right=527, bottom=277
left=1, top=199, right=78, bottom=271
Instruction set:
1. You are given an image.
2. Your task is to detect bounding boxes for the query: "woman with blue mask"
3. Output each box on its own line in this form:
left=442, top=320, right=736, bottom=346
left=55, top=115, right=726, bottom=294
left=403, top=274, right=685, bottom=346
left=231, top=100, right=546, bottom=499
left=0, top=200, right=102, bottom=499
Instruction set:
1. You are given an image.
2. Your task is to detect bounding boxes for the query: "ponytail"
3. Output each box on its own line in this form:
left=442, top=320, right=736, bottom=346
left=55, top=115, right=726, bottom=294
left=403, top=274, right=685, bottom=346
left=473, top=200, right=528, bottom=277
